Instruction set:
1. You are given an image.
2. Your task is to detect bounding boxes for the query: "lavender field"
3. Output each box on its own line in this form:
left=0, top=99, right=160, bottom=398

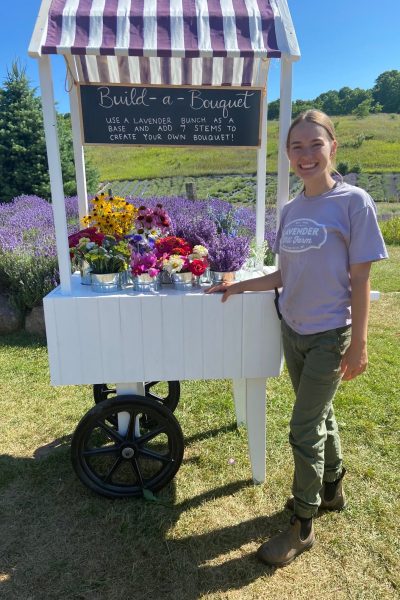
left=0, top=194, right=276, bottom=314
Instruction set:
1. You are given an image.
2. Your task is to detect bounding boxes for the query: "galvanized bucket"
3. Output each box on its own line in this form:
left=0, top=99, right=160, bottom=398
left=90, top=272, right=121, bottom=293
left=210, top=271, right=237, bottom=284
left=133, top=273, right=161, bottom=292
left=171, top=271, right=195, bottom=289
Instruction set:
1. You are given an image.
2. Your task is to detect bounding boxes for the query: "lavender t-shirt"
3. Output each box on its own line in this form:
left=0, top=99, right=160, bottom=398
left=273, top=182, right=388, bottom=334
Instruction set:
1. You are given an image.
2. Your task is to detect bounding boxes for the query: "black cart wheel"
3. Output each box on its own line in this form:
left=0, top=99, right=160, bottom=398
left=93, top=381, right=180, bottom=413
left=71, top=395, right=184, bottom=499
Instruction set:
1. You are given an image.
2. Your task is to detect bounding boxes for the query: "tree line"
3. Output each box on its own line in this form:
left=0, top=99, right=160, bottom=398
left=268, top=70, right=400, bottom=119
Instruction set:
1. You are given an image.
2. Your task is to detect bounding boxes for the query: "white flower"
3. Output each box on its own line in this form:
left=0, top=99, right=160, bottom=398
left=192, top=245, right=208, bottom=258
left=163, top=254, right=185, bottom=274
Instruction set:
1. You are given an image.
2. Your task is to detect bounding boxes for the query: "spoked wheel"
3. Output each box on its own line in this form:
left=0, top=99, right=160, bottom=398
left=71, top=395, right=184, bottom=498
left=93, top=381, right=180, bottom=413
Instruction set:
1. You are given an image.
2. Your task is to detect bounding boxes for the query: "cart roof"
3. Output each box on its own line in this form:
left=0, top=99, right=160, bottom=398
left=30, top=0, right=299, bottom=86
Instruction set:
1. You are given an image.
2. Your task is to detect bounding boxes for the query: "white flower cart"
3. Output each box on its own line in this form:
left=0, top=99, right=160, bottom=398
left=29, top=0, right=300, bottom=498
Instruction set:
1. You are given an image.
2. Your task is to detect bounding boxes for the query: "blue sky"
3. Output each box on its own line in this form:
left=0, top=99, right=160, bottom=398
left=1, top=0, right=399, bottom=114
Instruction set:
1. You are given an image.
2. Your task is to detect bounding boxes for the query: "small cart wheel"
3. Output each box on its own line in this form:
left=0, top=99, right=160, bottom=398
left=93, top=381, right=180, bottom=413
left=71, top=395, right=184, bottom=499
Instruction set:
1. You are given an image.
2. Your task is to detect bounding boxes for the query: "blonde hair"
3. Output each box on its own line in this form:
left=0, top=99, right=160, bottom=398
left=286, top=110, right=341, bottom=178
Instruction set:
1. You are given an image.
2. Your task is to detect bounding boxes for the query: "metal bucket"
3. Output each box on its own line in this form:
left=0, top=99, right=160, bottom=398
left=91, top=272, right=121, bottom=293
left=171, top=271, right=195, bottom=289
left=210, top=271, right=237, bottom=284
left=133, top=273, right=161, bottom=292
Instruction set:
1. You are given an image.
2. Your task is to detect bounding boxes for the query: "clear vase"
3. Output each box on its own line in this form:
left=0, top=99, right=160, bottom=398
left=200, top=266, right=211, bottom=284
left=160, top=270, right=172, bottom=285
left=132, top=273, right=161, bottom=292
left=171, top=271, right=195, bottom=289
left=90, top=272, right=121, bottom=293
left=210, top=271, right=238, bottom=284
left=119, top=270, right=133, bottom=288
left=79, top=260, right=92, bottom=285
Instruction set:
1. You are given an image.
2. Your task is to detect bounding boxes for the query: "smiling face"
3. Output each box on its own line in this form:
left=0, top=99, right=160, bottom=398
left=287, top=120, right=337, bottom=185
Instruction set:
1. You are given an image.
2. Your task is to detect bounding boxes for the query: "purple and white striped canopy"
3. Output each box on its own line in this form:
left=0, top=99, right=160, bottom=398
left=31, top=0, right=299, bottom=85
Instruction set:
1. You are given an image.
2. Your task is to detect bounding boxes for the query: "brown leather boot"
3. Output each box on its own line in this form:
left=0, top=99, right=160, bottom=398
left=285, top=468, right=347, bottom=513
left=257, top=515, right=315, bottom=567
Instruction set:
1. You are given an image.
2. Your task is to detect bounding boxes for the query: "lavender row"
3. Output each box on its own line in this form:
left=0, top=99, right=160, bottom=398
left=0, top=194, right=277, bottom=259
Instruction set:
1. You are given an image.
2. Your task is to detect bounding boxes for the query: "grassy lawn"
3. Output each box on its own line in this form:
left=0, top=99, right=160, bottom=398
left=0, top=249, right=399, bottom=599
left=86, top=113, right=400, bottom=180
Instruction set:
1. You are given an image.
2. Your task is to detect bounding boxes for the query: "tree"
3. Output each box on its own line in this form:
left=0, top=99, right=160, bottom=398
left=315, top=90, right=341, bottom=115
left=372, top=70, right=400, bottom=113
left=352, top=98, right=373, bottom=118
left=0, top=61, right=99, bottom=203
left=0, top=62, right=48, bottom=201
left=267, top=99, right=280, bottom=120
left=57, top=113, right=99, bottom=197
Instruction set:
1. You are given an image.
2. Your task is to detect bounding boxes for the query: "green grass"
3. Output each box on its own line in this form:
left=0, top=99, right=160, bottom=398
left=87, top=113, right=400, bottom=180
left=0, top=249, right=399, bottom=599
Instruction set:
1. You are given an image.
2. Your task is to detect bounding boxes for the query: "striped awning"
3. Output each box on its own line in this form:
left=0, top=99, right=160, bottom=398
left=30, top=0, right=299, bottom=86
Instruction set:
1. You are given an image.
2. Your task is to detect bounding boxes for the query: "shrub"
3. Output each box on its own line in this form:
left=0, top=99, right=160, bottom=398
left=337, top=161, right=349, bottom=175
left=379, top=216, right=400, bottom=245
left=351, top=163, right=363, bottom=174
left=0, top=251, right=59, bottom=313
left=0, top=195, right=79, bottom=314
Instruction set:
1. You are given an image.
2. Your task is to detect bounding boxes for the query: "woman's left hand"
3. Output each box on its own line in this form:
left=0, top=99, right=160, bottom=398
left=340, top=343, right=368, bottom=381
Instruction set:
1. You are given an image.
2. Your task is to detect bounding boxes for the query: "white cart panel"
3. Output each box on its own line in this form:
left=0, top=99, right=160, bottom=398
left=43, top=275, right=283, bottom=386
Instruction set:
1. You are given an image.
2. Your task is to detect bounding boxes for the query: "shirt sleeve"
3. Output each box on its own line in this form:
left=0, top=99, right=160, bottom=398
left=272, top=208, right=287, bottom=254
left=348, top=203, right=389, bottom=264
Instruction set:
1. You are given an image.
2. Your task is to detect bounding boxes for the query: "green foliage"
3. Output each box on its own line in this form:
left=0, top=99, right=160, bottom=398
left=351, top=162, right=362, bottom=174
left=0, top=62, right=48, bottom=202
left=57, top=114, right=99, bottom=196
left=0, top=62, right=99, bottom=203
left=352, top=99, right=373, bottom=118
left=372, top=70, right=400, bottom=113
left=337, top=161, right=349, bottom=175
left=0, top=250, right=58, bottom=314
left=267, top=70, right=399, bottom=121
left=379, top=216, right=400, bottom=245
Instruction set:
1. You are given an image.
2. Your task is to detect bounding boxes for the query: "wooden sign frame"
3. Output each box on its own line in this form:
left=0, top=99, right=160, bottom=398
left=77, top=83, right=264, bottom=149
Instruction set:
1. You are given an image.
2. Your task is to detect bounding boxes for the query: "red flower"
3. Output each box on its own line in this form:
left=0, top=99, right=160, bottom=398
left=156, top=236, right=192, bottom=256
left=189, top=259, right=207, bottom=276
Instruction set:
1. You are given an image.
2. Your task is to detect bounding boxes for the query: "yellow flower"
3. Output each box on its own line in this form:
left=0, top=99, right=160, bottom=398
left=82, top=194, right=138, bottom=236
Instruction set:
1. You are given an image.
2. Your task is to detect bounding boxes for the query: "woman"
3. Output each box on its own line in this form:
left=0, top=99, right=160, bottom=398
left=205, top=110, right=388, bottom=567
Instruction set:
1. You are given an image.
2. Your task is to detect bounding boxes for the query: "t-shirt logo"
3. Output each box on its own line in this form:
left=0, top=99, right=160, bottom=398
left=281, top=218, right=327, bottom=253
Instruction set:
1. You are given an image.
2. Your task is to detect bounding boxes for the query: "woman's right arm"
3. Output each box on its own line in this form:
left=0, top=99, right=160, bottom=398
left=204, top=269, right=283, bottom=303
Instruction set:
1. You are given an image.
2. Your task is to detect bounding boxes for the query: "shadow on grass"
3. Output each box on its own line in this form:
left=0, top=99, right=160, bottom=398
left=0, top=442, right=289, bottom=599
left=0, top=330, right=46, bottom=348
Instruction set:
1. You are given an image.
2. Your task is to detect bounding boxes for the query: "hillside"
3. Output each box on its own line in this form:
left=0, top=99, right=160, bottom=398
left=86, top=113, right=400, bottom=181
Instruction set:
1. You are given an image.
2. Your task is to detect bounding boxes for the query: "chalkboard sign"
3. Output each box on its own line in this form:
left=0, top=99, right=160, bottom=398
left=78, top=84, right=262, bottom=147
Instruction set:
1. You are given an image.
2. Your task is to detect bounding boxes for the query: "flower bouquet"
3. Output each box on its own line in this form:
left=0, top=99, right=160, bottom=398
left=81, top=193, right=138, bottom=237
left=134, top=203, right=171, bottom=237
left=157, top=238, right=208, bottom=288
left=130, top=251, right=161, bottom=292
left=207, top=233, right=250, bottom=283
left=68, top=227, right=106, bottom=284
left=73, top=236, right=131, bottom=293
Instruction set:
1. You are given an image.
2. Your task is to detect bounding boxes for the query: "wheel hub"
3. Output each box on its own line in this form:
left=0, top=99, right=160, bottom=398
left=121, top=446, right=136, bottom=459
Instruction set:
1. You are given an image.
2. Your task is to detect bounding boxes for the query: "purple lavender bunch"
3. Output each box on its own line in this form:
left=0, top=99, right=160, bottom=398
left=208, top=234, right=250, bottom=272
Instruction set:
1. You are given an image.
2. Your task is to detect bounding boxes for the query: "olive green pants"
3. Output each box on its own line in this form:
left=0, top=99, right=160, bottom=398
left=281, top=319, right=352, bottom=519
